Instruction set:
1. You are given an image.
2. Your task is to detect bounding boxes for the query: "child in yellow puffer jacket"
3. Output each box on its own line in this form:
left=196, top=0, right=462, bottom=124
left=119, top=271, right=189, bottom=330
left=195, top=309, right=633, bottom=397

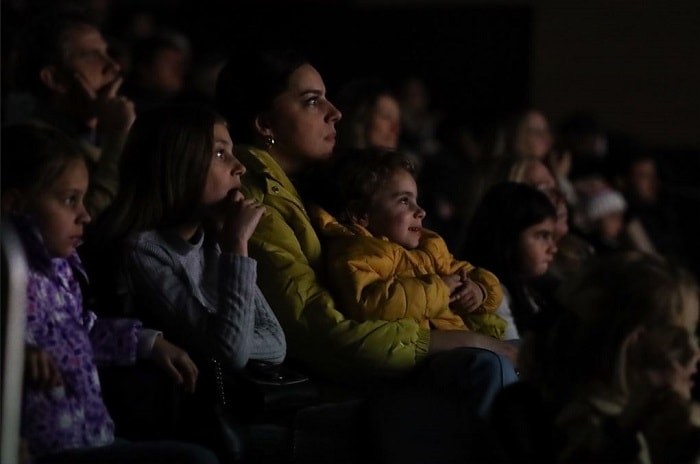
left=313, top=147, right=506, bottom=339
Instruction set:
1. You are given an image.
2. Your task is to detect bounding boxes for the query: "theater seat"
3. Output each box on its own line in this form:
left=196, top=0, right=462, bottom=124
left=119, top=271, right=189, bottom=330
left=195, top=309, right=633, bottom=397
left=1, top=220, right=29, bottom=464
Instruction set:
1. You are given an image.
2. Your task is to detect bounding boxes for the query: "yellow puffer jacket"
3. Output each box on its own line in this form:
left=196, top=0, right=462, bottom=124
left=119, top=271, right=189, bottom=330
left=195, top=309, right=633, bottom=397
left=314, top=210, right=505, bottom=339
left=237, top=146, right=430, bottom=381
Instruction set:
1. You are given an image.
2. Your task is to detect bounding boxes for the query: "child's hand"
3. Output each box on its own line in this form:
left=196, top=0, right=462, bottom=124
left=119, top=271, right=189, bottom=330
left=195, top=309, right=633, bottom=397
left=547, top=149, right=572, bottom=179
left=150, top=336, right=199, bottom=393
left=441, top=274, right=463, bottom=298
left=25, top=344, right=62, bottom=389
left=219, top=190, right=266, bottom=255
left=450, top=276, right=485, bottom=313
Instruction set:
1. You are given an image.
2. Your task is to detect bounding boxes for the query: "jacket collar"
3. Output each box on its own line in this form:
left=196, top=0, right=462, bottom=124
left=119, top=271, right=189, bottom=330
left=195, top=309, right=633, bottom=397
left=238, top=145, right=301, bottom=199
left=8, top=213, right=85, bottom=280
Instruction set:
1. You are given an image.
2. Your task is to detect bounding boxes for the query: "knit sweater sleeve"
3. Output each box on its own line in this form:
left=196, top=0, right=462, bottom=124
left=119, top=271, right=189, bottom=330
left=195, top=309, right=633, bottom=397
left=219, top=254, right=286, bottom=365
left=127, top=235, right=286, bottom=369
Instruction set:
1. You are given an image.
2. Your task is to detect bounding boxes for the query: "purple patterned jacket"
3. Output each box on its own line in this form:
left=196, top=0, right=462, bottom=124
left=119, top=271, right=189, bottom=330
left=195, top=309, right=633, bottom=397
left=16, top=216, right=143, bottom=457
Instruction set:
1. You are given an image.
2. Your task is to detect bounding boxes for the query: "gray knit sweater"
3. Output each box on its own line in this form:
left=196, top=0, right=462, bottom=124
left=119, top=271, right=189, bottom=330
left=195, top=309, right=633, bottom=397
left=124, top=228, right=286, bottom=369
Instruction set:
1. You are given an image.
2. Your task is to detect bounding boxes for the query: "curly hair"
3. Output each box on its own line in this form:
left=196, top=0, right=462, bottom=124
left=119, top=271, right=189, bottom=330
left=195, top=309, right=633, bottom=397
left=335, top=147, right=415, bottom=224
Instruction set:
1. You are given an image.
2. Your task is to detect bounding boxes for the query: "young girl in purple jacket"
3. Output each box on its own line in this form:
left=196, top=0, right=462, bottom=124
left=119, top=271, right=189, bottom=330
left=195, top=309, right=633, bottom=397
left=1, top=122, right=219, bottom=464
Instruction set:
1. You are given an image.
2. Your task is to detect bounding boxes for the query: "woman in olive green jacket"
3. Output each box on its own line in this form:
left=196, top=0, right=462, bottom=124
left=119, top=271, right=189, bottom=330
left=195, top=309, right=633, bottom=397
left=214, top=49, right=518, bottom=398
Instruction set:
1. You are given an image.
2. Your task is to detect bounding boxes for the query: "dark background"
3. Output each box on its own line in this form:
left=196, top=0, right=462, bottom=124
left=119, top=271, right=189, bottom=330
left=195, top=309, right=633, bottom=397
left=4, top=0, right=699, bottom=151
left=111, top=1, right=533, bottom=124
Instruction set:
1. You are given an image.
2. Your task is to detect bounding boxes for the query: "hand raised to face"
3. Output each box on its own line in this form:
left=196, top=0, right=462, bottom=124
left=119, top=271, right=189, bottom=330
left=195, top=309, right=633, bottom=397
left=217, top=190, right=266, bottom=256
left=73, top=73, right=136, bottom=135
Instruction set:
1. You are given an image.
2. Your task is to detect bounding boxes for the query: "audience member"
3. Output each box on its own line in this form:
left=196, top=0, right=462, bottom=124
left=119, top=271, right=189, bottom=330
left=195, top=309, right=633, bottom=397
left=90, top=103, right=286, bottom=372
left=13, top=6, right=136, bottom=219
left=492, top=107, right=553, bottom=161
left=122, top=33, right=191, bottom=113
left=523, top=252, right=700, bottom=463
left=316, top=147, right=506, bottom=339
left=464, top=182, right=558, bottom=341
left=1, top=122, right=217, bottom=464
left=505, top=156, right=595, bottom=300
left=579, top=185, right=629, bottom=255
left=397, top=74, right=443, bottom=166
left=215, top=48, right=518, bottom=462
left=333, top=77, right=401, bottom=153
left=613, top=152, right=687, bottom=261
left=302, top=77, right=402, bottom=217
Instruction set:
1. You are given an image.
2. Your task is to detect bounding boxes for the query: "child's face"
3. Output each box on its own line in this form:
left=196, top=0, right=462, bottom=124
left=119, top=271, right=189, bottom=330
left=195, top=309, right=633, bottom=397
left=667, top=291, right=699, bottom=399
left=361, top=168, right=426, bottom=249
left=633, top=293, right=700, bottom=399
left=597, top=211, right=625, bottom=240
left=32, top=159, right=91, bottom=258
left=201, top=123, right=246, bottom=214
left=518, top=217, right=557, bottom=277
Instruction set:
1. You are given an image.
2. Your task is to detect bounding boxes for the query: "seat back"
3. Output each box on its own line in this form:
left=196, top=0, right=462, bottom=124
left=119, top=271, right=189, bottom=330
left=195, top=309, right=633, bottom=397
left=1, top=220, right=29, bottom=464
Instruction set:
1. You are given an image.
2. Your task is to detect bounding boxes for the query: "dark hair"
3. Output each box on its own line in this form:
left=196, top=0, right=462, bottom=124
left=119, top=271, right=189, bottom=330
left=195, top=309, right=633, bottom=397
left=130, top=34, right=185, bottom=69
left=1, top=122, right=88, bottom=198
left=15, top=6, right=98, bottom=97
left=464, top=181, right=557, bottom=332
left=333, top=77, right=396, bottom=152
left=336, top=147, right=415, bottom=223
left=97, top=103, right=225, bottom=243
left=215, top=49, right=308, bottom=145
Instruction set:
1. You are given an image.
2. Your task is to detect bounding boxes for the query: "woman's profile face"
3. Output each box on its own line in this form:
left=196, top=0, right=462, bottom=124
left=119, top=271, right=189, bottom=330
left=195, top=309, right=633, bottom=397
left=514, top=111, right=552, bottom=160
left=266, top=64, right=341, bottom=170
left=368, top=95, right=401, bottom=150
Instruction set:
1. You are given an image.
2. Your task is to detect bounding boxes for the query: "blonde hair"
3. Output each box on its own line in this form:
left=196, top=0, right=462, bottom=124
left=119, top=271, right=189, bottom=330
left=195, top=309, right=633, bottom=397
left=507, top=156, right=541, bottom=184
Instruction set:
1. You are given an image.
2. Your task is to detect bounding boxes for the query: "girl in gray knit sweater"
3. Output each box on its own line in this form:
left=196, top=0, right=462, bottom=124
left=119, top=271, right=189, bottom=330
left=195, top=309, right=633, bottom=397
left=93, top=103, right=286, bottom=370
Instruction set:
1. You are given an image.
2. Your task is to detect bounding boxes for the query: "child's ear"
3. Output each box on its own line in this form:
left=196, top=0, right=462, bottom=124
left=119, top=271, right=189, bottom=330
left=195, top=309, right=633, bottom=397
left=345, top=201, right=370, bottom=227
left=1, top=189, right=28, bottom=215
left=39, top=65, right=68, bottom=94
left=355, top=213, right=370, bottom=228
left=615, top=325, right=646, bottom=393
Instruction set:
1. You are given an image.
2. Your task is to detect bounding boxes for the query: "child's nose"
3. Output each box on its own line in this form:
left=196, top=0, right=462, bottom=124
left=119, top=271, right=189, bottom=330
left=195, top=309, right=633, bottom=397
left=78, top=205, right=92, bottom=224
left=232, top=160, right=246, bottom=176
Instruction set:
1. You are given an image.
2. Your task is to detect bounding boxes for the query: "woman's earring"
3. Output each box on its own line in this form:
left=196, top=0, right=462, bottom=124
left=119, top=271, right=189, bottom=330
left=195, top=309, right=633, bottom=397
left=265, top=135, right=276, bottom=148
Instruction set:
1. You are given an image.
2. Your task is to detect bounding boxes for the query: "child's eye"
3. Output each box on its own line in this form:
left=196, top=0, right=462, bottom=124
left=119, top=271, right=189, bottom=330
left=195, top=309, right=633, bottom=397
left=63, top=196, right=77, bottom=206
left=399, top=197, right=409, bottom=205
left=215, top=149, right=234, bottom=161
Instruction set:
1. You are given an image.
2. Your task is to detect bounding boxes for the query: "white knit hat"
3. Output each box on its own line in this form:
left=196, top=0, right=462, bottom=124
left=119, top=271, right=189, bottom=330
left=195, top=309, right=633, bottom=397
left=585, top=189, right=627, bottom=221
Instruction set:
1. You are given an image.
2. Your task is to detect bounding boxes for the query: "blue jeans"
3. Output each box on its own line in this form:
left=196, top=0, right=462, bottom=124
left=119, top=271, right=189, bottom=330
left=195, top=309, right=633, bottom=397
left=414, top=346, right=519, bottom=418
left=368, top=347, right=519, bottom=463
left=35, top=438, right=220, bottom=464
